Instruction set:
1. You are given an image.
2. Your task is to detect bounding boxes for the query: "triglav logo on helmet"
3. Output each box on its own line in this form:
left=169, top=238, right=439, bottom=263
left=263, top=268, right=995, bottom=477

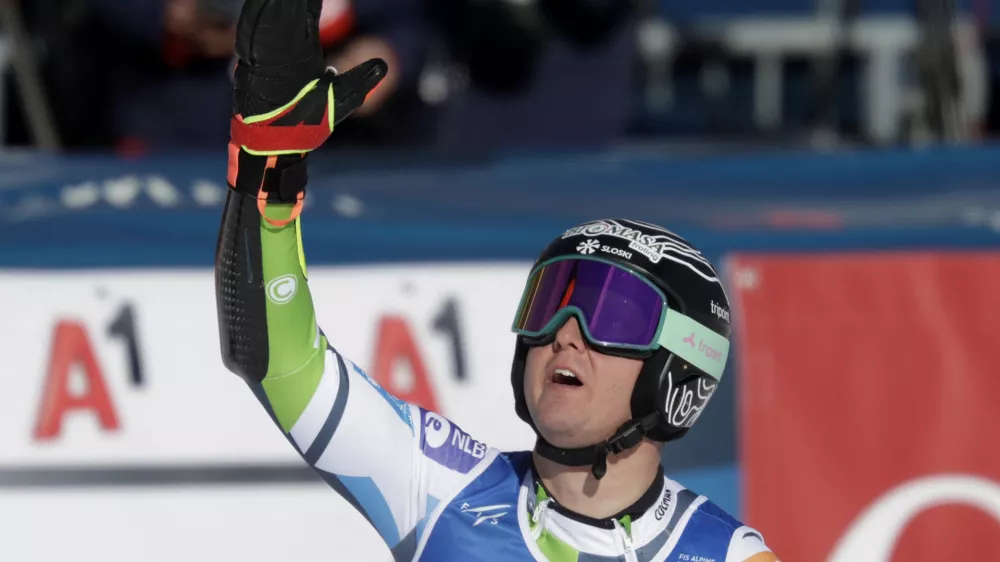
left=576, top=240, right=600, bottom=255
left=562, top=220, right=711, bottom=274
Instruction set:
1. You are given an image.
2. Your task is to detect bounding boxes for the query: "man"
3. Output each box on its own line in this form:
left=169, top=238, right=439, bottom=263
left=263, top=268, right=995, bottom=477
left=215, top=0, right=780, bottom=560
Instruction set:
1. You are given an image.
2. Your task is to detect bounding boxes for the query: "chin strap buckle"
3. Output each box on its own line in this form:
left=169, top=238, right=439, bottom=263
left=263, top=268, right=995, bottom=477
left=591, top=415, right=659, bottom=481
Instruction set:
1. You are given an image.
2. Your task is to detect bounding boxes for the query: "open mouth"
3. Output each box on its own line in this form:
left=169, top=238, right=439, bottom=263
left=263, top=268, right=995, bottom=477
left=551, top=368, right=584, bottom=387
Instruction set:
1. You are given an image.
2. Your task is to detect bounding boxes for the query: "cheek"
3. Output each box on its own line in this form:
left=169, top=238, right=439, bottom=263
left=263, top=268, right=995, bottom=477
left=592, top=356, right=644, bottom=400
left=523, top=347, right=548, bottom=394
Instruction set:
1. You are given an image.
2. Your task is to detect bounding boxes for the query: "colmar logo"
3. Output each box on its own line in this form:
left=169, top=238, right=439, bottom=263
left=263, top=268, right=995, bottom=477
left=266, top=274, right=298, bottom=304
left=577, top=240, right=600, bottom=255
left=711, top=301, right=730, bottom=323
left=655, top=489, right=673, bottom=520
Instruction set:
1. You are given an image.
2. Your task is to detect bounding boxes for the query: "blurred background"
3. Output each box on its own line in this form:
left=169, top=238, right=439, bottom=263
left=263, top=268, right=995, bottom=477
left=1, top=0, right=1000, bottom=560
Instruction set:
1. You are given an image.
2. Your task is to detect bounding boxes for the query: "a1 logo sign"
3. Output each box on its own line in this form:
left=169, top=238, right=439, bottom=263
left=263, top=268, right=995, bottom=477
left=369, top=315, right=439, bottom=413
left=367, top=298, right=468, bottom=415
left=33, top=301, right=146, bottom=442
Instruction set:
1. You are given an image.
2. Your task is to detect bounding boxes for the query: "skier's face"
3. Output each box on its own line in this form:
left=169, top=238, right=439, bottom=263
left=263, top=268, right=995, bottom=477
left=523, top=317, right=643, bottom=449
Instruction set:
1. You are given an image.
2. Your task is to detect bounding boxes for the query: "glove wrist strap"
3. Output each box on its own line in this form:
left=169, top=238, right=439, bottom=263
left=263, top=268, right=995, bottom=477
left=230, top=71, right=338, bottom=156
left=227, top=148, right=308, bottom=228
left=226, top=71, right=337, bottom=228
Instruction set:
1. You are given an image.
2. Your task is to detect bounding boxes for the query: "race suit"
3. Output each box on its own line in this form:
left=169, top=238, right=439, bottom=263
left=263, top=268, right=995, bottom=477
left=215, top=200, right=773, bottom=562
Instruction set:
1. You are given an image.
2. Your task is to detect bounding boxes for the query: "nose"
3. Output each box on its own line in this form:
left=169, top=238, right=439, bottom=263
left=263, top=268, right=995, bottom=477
left=552, top=316, right=586, bottom=354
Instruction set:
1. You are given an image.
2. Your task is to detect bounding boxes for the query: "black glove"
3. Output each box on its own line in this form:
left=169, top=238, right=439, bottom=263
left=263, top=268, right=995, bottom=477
left=227, top=0, right=387, bottom=226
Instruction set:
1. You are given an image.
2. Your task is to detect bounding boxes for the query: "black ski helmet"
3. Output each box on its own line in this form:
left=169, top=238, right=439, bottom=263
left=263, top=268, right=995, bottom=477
left=509, top=219, right=732, bottom=478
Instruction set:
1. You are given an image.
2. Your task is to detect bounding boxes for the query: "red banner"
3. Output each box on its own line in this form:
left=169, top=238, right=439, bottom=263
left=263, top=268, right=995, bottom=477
left=727, top=252, right=1000, bottom=562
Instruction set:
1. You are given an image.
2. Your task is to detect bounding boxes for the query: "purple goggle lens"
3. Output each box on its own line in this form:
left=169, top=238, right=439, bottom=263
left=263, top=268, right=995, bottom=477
left=512, top=257, right=666, bottom=350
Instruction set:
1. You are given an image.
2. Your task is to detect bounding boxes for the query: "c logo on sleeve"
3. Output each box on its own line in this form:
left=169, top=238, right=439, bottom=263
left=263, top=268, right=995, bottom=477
left=266, top=275, right=298, bottom=304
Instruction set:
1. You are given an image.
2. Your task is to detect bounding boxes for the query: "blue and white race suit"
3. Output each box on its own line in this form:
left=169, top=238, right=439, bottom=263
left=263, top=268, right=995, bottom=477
left=225, top=205, right=773, bottom=562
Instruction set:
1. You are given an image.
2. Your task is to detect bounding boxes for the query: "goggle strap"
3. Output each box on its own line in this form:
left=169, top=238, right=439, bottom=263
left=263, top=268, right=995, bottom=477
left=658, top=309, right=730, bottom=381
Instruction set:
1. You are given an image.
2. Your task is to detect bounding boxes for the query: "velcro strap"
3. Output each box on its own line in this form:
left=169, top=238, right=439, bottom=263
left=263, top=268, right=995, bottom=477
left=231, top=118, right=333, bottom=155
left=262, top=158, right=308, bottom=203
left=230, top=75, right=335, bottom=155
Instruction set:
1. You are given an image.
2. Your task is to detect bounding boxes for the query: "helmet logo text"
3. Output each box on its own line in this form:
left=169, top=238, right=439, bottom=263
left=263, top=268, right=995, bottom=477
left=576, top=239, right=633, bottom=260
left=711, top=301, right=730, bottom=323
left=561, top=220, right=719, bottom=284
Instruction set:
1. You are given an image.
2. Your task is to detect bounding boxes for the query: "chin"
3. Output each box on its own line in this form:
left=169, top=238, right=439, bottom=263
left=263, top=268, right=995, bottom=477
left=535, top=418, right=600, bottom=449
left=544, top=434, right=596, bottom=450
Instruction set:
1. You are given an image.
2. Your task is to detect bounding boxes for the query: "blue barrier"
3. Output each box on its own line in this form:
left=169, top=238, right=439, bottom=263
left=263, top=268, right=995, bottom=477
left=3, top=144, right=1000, bottom=267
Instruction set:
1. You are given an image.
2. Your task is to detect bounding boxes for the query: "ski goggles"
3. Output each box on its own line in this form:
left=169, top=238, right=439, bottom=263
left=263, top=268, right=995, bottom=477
left=511, top=256, right=730, bottom=381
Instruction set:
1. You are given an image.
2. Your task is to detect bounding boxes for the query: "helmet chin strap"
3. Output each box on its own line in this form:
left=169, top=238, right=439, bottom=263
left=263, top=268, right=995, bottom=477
left=534, top=413, right=661, bottom=480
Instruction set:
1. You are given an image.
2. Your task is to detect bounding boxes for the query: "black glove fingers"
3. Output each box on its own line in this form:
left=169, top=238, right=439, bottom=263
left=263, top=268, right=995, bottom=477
left=235, top=0, right=269, bottom=65
left=329, top=58, right=389, bottom=125
left=236, top=0, right=316, bottom=69
left=229, top=2, right=389, bottom=153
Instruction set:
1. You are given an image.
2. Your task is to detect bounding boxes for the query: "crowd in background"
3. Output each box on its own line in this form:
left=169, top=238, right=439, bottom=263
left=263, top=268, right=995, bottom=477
left=4, top=0, right=1000, bottom=155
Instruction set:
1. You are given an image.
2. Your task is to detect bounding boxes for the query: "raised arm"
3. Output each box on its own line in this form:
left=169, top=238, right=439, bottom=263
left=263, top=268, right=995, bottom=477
left=212, top=3, right=497, bottom=558
left=214, top=0, right=387, bottom=418
left=211, top=0, right=433, bottom=556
